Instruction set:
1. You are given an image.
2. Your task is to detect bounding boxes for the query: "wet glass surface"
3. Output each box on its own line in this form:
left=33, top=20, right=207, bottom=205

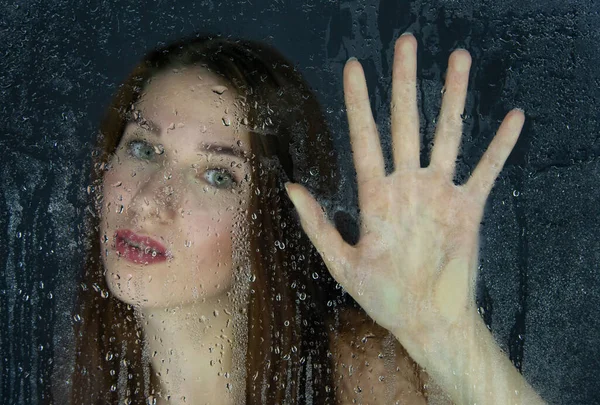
left=1, top=0, right=599, bottom=404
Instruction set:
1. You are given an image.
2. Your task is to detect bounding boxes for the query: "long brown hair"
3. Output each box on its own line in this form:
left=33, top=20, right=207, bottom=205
left=68, top=34, right=347, bottom=404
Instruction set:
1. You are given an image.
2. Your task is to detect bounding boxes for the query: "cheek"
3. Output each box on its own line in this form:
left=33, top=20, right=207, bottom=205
left=102, top=163, right=118, bottom=195
left=185, top=211, right=235, bottom=259
left=100, top=165, right=137, bottom=220
left=180, top=214, right=236, bottom=294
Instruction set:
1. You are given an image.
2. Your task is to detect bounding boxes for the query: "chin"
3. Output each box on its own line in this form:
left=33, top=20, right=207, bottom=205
left=105, top=272, right=234, bottom=309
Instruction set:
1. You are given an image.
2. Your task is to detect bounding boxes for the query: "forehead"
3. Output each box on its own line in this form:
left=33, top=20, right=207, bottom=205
left=134, top=67, right=250, bottom=143
left=142, top=66, right=236, bottom=101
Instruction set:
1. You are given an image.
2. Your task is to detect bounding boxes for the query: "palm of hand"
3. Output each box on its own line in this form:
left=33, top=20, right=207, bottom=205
left=286, top=33, right=525, bottom=355
left=349, top=167, right=483, bottom=336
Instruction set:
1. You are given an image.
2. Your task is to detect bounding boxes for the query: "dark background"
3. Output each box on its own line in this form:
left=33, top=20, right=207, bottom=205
left=1, top=0, right=599, bottom=403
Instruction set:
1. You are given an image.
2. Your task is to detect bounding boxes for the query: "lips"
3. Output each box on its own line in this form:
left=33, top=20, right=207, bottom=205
left=114, top=229, right=172, bottom=264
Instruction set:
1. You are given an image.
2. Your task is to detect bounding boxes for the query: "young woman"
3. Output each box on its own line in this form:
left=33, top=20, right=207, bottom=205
left=67, top=34, right=430, bottom=405
left=67, top=29, right=545, bottom=404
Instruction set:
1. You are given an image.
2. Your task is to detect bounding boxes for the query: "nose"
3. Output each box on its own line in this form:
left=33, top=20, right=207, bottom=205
left=128, top=166, right=181, bottom=225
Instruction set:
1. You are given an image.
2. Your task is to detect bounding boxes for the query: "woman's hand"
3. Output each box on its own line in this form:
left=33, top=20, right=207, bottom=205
left=285, top=33, right=525, bottom=362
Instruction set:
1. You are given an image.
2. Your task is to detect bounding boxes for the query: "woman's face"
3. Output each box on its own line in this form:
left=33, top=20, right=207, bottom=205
left=100, top=66, right=253, bottom=308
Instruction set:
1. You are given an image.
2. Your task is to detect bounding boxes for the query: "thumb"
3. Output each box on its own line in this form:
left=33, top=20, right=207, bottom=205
left=285, top=182, right=352, bottom=285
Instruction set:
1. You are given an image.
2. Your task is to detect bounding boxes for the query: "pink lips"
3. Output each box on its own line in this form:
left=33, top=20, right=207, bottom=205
left=114, top=229, right=171, bottom=264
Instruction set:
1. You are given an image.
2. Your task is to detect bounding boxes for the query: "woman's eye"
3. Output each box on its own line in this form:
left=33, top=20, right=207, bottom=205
left=127, top=139, right=156, bottom=160
left=204, top=168, right=236, bottom=189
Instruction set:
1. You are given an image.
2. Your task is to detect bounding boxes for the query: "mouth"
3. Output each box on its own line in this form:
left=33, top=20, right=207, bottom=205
left=114, top=229, right=172, bottom=263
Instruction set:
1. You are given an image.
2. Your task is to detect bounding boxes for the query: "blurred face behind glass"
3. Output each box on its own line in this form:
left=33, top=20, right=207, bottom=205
left=100, top=66, right=253, bottom=308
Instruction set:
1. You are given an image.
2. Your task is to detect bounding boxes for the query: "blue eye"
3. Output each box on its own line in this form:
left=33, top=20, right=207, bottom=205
left=126, top=137, right=237, bottom=189
left=204, top=168, right=236, bottom=189
left=127, top=139, right=156, bottom=160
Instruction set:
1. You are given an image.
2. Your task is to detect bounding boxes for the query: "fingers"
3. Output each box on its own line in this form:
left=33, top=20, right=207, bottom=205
left=343, top=59, right=385, bottom=203
left=429, top=49, right=472, bottom=179
left=465, top=109, right=525, bottom=203
left=285, top=182, right=354, bottom=285
left=391, top=33, right=421, bottom=170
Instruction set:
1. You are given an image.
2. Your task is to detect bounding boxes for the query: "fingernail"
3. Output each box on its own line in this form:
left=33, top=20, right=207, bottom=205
left=347, top=56, right=358, bottom=62
left=401, top=31, right=412, bottom=37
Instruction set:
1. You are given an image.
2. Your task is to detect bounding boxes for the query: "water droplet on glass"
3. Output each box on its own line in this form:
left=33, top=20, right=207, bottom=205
left=513, top=190, right=520, bottom=197
left=212, top=85, right=228, bottom=94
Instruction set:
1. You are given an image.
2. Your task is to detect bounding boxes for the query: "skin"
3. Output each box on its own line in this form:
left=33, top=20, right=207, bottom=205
left=287, top=32, right=543, bottom=404
left=100, top=36, right=493, bottom=403
left=330, top=308, right=430, bottom=404
left=287, top=32, right=517, bottom=354
left=100, top=66, right=253, bottom=405
left=98, top=63, right=429, bottom=404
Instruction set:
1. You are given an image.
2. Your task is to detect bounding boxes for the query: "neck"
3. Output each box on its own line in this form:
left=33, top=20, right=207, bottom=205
left=136, top=293, right=242, bottom=405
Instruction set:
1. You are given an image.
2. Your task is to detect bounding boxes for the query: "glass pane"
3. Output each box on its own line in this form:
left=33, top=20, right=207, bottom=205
left=1, top=1, right=598, bottom=404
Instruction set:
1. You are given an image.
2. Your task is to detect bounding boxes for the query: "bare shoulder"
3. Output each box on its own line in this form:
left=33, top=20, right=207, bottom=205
left=328, top=307, right=428, bottom=404
left=417, top=367, right=455, bottom=405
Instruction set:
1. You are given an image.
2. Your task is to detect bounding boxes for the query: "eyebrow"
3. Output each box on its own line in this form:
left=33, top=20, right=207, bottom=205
left=126, top=114, right=249, bottom=159
left=126, top=110, right=161, bottom=135
left=196, top=143, right=249, bottom=159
